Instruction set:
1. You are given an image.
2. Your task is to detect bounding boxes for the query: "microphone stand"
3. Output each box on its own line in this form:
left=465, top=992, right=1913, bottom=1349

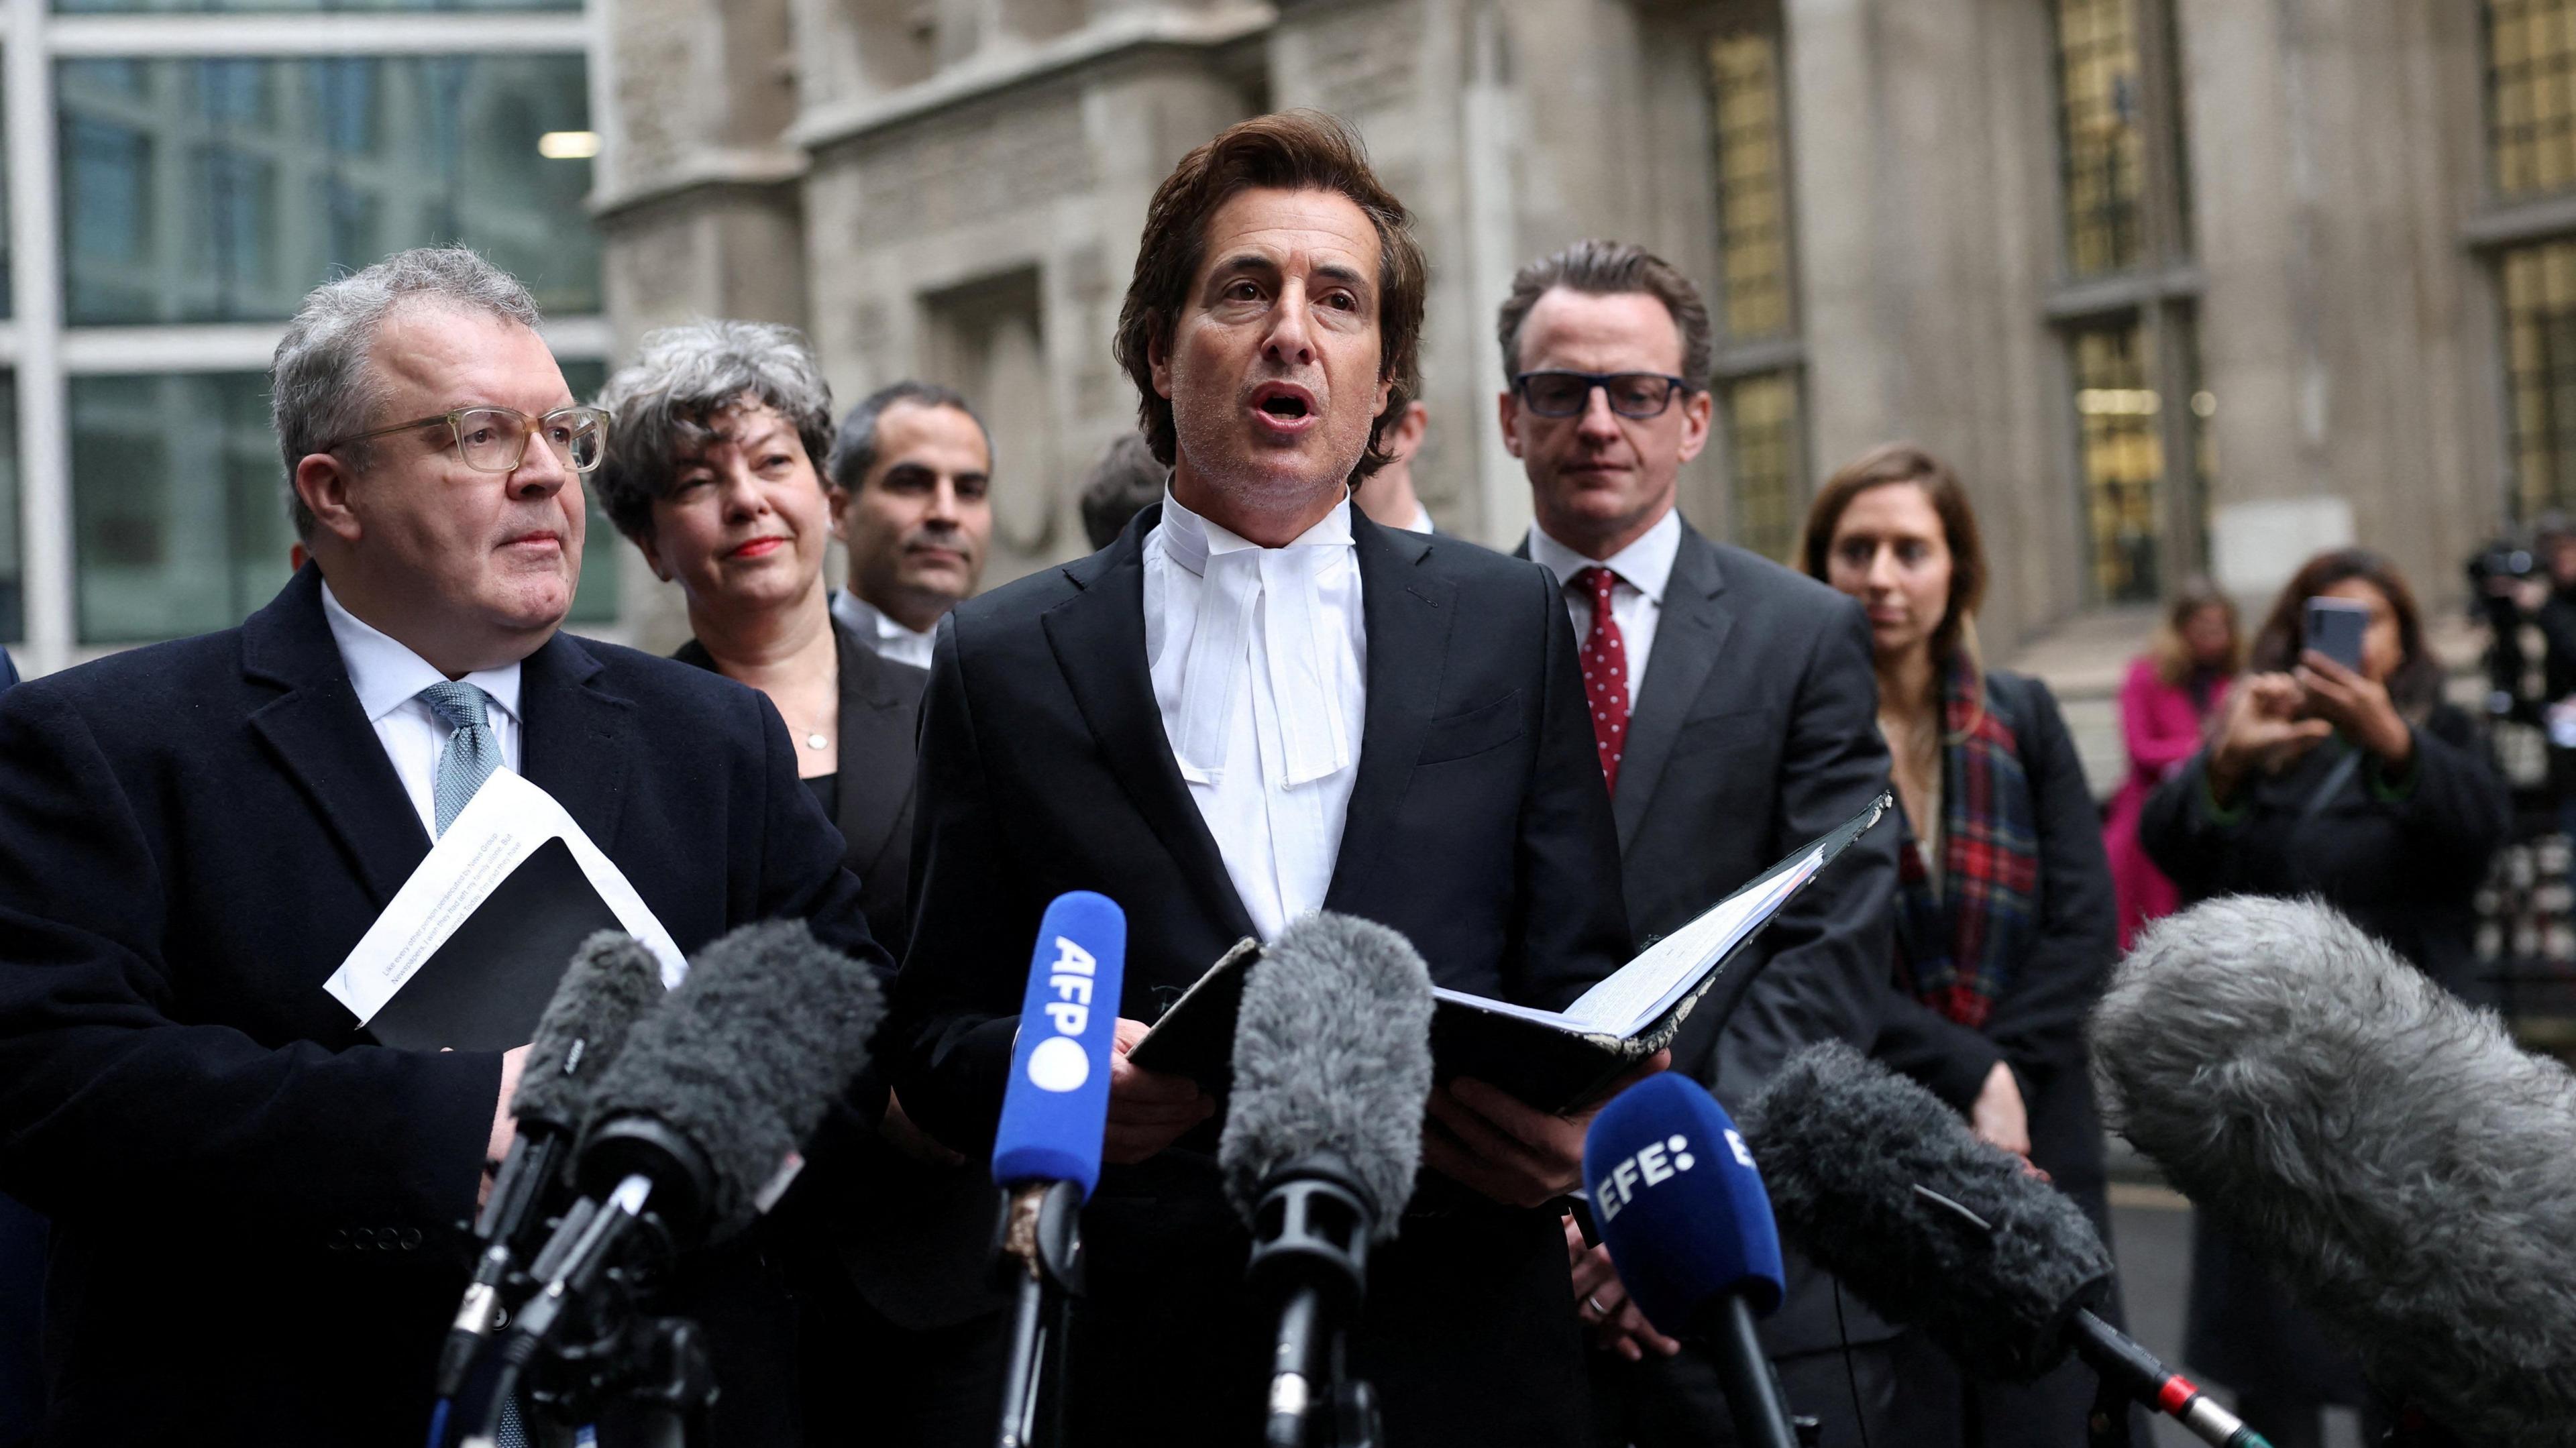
left=1690, top=1294, right=1799, bottom=1448
left=995, top=1179, right=1085, bottom=1448
left=1246, top=1172, right=1381, bottom=1448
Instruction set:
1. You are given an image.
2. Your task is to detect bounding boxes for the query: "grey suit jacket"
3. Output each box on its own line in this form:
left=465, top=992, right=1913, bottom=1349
left=1527, top=518, right=1901, bottom=1354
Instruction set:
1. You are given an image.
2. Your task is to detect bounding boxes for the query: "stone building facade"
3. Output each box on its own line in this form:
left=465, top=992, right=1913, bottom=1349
left=590, top=0, right=2556, bottom=658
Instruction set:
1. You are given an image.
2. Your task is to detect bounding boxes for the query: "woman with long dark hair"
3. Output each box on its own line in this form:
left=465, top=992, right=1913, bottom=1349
left=2103, top=581, right=2241, bottom=950
left=1801, top=442, right=2127, bottom=1445
left=2140, top=548, right=2508, bottom=1447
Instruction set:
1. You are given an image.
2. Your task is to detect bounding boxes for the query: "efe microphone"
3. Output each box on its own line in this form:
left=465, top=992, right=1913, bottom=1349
left=988, top=891, right=1126, bottom=1448
left=437, top=931, right=665, bottom=1402
left=2094, top=895, right=2576, bottom=1445
left=1742, top=1042, right=2269, bottom=1448
left=462, top=919, right=883, bottom=1447
left=1218, top=913, right=1435, bottom=1448
left=1583, top=1073, right=1797, bottom=1448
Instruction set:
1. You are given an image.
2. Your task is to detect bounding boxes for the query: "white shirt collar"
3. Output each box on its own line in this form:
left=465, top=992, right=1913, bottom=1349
left=1526, top=505, right=1682, bottom=603
left=319, top=581, right=524, bottom=726
left=830, top=589, right=938, bottom=653
left=1156, top=486, right=1356, bottom=577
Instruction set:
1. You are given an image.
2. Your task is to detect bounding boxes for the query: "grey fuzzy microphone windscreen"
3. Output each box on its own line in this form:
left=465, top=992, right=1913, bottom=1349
left=511, top=931, right=666, bottom=1135
left=582, top=919, right=884, bottom=1241
left=2093, top=895, right=2576, bottom=1443
left=1741, top=1041, right=2112, bottom=1381
left=1218, top=913, right=1435, bottom=1239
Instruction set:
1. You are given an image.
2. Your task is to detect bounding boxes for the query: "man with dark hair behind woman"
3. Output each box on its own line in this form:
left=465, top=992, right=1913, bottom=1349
left=2141, top=547, right=2509, bottom=1448
left=1800, top=442, right=2141, bottom=1446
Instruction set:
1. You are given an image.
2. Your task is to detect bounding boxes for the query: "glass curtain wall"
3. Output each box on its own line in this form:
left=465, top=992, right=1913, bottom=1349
left=7, top=0, right=608, bottom=667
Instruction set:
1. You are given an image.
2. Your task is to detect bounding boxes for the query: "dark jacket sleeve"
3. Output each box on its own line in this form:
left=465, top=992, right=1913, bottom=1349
left=2137, top=746, right=2232, bottom=898
left=0, top=685, right=498, bottom=1233
left=2381, top=710, right=2512, bottom=887
left=1974, top=675, right=2118, bottom=1077
left=1507, top=565, right=1635, bottom=1015
left=1711, top=595, right=1896, bottom=1096
left=885, top=616, right=1029, bottom=1158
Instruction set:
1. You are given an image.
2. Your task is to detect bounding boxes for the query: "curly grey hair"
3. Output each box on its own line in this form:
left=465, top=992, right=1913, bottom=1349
left=272, top=245, right=544, bottom=541
left=591, top=319, right=837, bottom=543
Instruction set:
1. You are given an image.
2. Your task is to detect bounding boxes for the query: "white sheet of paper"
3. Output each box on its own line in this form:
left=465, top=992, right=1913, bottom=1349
left=323, top=767, right=685, bottom=1027
left=1558, top=840, right=1829, bottom=1036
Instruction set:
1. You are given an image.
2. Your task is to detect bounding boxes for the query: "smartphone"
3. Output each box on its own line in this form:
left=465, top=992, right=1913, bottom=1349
left=2304, top=596, right=2369, bottom=672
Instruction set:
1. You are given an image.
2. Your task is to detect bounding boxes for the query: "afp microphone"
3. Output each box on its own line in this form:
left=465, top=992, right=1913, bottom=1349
left=466, top=919, right=883, bottom=1446
left=2093, top=895, right=2576, bottom=1444
left=1583, top=1073, right=1796, bottom=1448
left=1743, top=1042, right=2270, bottom=1448
left=435, top=930, right=665, bottom=1400
left=989, top=891, right=1126, bottom=1448
left=1218, top=913, right=1435, bottom=1448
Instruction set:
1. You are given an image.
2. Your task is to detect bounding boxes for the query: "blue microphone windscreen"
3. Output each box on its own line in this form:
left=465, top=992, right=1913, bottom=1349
left=1585, top=1072, right=1786, bottom=1334
left=991, top=891, right=1127, bottom=1197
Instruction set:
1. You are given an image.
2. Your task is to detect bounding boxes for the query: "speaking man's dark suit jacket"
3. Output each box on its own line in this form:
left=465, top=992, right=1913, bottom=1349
left=1519, top=521, right=1908, bottom=1439
left=890, top=503, right=1633, bottom=1448
left=0, top=565, right=888, bottom=1447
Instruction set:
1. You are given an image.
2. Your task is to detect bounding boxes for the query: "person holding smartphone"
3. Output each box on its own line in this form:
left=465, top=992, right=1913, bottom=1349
left=2140, top=546, right=2509, bottom=1448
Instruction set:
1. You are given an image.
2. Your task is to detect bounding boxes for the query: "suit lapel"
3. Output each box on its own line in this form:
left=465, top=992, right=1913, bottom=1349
left=1042, top=509, right=1258, bottom=943
left=243, top=568, right=432, bottom=909
left=1615, top=523, right=1731, bottom=851
left=832, top=623, right=916, bottom=868
left=1324, top=516, right=1454, bottom=909
left=517, top=632, right=636, bottom=854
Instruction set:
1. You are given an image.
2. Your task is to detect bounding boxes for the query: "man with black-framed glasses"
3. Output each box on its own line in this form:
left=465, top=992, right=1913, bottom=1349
left=0, top=246, right=888, bottom=1445
left=1497, top=240, right=1904, bottom=1448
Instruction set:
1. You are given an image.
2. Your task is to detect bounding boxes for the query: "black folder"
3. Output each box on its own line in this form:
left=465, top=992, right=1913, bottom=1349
left=363, top=836, right=624, bottom=1053
left=1126, top=794, right=1890, bottom=1113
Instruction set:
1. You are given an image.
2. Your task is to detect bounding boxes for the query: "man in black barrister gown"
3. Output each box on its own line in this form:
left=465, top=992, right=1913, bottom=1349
left=888, top=111, right=1646, bottom=1447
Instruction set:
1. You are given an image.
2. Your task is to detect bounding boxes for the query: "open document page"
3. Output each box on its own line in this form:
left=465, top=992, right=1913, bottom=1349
left=1426, top=840, right=1829, bottom=1038
left=323, top=768, right=684, bottom=1046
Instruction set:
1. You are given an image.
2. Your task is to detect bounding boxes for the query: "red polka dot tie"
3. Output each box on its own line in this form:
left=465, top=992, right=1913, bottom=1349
left=1572, top=565, right=1631, bottom=794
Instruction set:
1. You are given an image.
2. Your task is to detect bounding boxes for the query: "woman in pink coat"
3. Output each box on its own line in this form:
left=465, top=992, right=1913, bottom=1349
left=2104, top=581, right=2241, bottom=949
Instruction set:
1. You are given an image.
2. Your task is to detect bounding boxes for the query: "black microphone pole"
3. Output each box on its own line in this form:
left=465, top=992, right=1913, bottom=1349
left=1691, top=1292, right=1798, bottom=1448
left=995, top=1178, right=1084, bottom=1448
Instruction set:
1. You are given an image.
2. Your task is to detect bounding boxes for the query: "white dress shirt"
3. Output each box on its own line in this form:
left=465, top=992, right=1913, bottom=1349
left=830, top=590, right=938, bottom=670
left=1144, top=490, right=1368, bottom=942
left=1398, top=500, right=1434, bottom=535
left=321, top=582, right=525, bottom=838
left=1525, top=507, right=1682, bottom=698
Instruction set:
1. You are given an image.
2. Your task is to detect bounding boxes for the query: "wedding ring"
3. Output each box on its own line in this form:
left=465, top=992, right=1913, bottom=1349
left=1584, top=1292, right=1608, bottom=1318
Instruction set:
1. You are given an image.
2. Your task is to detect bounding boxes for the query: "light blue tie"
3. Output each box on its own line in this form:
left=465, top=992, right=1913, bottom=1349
left=417, top=681, right=499, bottom=836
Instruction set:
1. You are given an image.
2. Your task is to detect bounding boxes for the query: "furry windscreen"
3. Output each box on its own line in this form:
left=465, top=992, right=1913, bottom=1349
left=513, top=930, right=666, bottom=1134
left=1743, top=1041, right=2112, bottom=1381
left=584, top=919, right=884, bottom=1241
left=2093, top=895, right=2576, bottom=1443
left=1218, top=912, right=1436, bottom=1240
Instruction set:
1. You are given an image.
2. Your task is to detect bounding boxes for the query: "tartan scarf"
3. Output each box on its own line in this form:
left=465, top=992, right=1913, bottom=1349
left=1893, top=661, right=2041, bottom=1029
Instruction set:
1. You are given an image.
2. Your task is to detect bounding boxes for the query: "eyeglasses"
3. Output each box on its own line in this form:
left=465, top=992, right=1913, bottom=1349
left=324, top=405, right=611, bottom=475
left=1511, top=370, right=1697, bottom=420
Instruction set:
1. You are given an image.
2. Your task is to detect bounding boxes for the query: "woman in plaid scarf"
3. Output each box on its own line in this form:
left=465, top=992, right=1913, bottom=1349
left=1801, top=443, right=2129, bottom=1448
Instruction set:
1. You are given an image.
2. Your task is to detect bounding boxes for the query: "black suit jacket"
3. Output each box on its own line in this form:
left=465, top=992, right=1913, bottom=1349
left=0, top=566, right=885, bottom=1447
left=1523, top=522, right=1901, bottom=1359
left=890, top=504, right=1631, bottom=1447
left=678, top=617, right=926, bottom=957
left=680, top=619, right=1008, bottom=1335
